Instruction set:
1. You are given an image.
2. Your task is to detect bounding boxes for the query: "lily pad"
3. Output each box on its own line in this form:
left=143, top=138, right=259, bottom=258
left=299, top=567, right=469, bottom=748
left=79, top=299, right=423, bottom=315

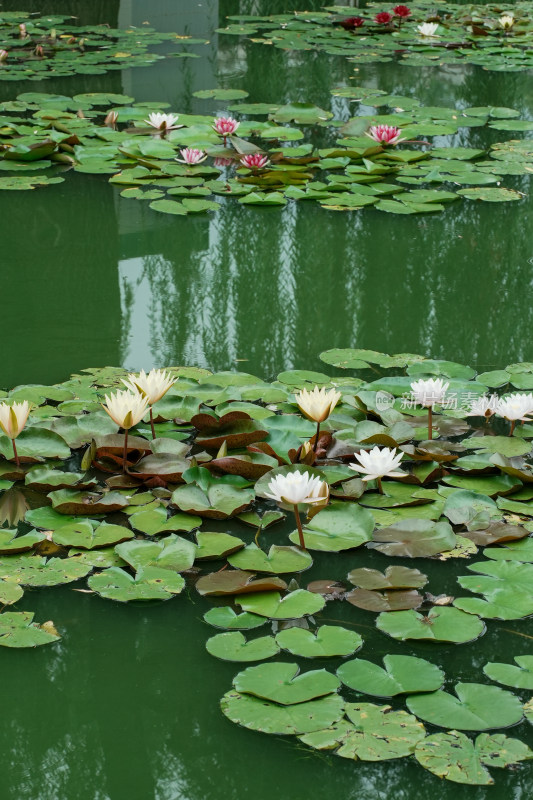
left=228, top=543, right=312, bottom=573
left=288, top=502, right=374, bottom=552
left=0, top=611, right=60, bottom=648
left=233, top=662, right=340, bottom=704
left=376, top=607, right=485, bottom=643
left=337, top=655, right=444, bottom=697
left=221, top=690, right=344, bottom=735
left=203, top=607, right=267, bottom=630
left=115, top=535, right=196, bottom=573
left=206, top=631, right=279, bottom=662
left=406, top=683, right=523, bottom=731
left=369, top=519, right=456, bottom=557
left=88, top=566, right=185, bottom=602
left=275, top=625, right=363, bottom=658
left=235, top=589, right=325, bottom=619
left=415, top=730, right=533, bottom=785
left=347, top=565, right=428, bottom=590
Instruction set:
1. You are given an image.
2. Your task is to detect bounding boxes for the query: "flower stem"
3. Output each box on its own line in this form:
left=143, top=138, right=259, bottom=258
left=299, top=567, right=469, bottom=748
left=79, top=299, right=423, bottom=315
left=150, top=407, right=156, bottom=440
left=12, top=439, right=20, bottom=468
left=313, top=421, right=320, bottom=453
left=377, top=477, right=383, bottom=494
left=123, top=428, right=129, bottom=473
left=428, top=406, right=433, bottom=440
left=293, top=504, right=306, bottom=550
left=510, top=419, right=516, bottom=436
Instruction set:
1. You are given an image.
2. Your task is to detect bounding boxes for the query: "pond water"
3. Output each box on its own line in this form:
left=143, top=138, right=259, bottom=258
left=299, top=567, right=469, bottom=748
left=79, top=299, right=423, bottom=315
left=0, top=1, right=532, bottom=799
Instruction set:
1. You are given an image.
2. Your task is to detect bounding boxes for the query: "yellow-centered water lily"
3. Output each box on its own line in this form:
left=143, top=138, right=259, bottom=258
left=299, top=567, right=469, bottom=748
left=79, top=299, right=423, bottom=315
left=101, top=390, right=149, bottom=471
left=265, top=471, right=329, bottom=549
left=122, top=369, right=176, bottom=439
left=0, top=400, right=32, bottom=466
left=296, top=385, right=341, bottom=454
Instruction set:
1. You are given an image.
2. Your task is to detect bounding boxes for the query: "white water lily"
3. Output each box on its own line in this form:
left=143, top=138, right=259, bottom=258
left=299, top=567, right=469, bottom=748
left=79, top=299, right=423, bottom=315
left=495, top=394, right=533, bottom=434
left=349, top=446, right=404, bottom=483
left=265, top=471, right=328, bottom=506
left=102, top=389, right=149, bottom=430
left=467, top=395, right=498, bottom=417
left=410, top=378, right=449, bottom=407
left=0, top=400, right=32, bottom=467
left=122, top=369, right=176, bottom=406
left=265, top=471, right=329, bottom=549
left=296, top=386, right=341, bottom=423
left=144, top=112, right=181, bottom=132
left=417, top=22, right=439, bottom=36
left=499, top=14, right=514, bottom=29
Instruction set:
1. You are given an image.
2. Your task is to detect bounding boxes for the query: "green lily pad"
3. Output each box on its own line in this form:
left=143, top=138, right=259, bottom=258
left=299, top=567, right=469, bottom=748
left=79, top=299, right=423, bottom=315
left=0, top=579, right=23, bottom=605
left=484, top=656, right=533, bottom=690
left=415, top=730, right=533, bottom=785
left=275, top=625, right=362, bottom=658
left=406, top=683, right=523, bottom=731
left=288, top=502, right=374, bottom=552
left=0, top=555, right=91, bottom=587
left=221, top=690, right=345, bottom=735
left=233, top=662, right=340, bottom=704
left=0, top=611, right=60, bottom=648
left=0, top=528, right=44, bottom=554
left=194, top=531, right=244, bottom=559
left=52, top=521, right=133, bottom=549
left=203, top=607, right=267, bottom=630
left=206, top=631, right=279, bottom=662
left=236, top=589, right=325, bottom=619
left=115, top=535, right=196, bottom=573
left=376, top=607, right=485, bottom=643
left=228, top=543, right=312, bottom=573
left=88, top=566, right=185, bottom=602
left=337, top=655, right=444, bottom=697
left=129, top=505, right=201, bottom=535
left=300, top=702, right=426, bottom=761
left=370, top=519, right=456, bottom=557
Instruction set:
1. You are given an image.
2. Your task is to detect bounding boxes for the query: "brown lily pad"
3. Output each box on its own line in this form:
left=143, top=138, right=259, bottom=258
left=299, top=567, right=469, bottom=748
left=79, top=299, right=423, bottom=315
left=346, top=588, right=423, bottom=612
left=347, top=566, right=428, bottom=590
left=195, top=569, right=287, bottom=596
left=462, top=521, right=529, bottom=546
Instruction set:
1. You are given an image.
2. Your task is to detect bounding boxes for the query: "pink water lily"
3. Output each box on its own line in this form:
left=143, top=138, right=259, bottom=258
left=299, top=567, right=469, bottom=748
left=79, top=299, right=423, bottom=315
left=240, top=153, right=269, bottom=170
left=212, top=116, right=240, bottom=147
left=0, top=50, right=8, bottom=62
left=177, top=148, right=207, bottom=165
left=366, top=124, right=405, bottom=145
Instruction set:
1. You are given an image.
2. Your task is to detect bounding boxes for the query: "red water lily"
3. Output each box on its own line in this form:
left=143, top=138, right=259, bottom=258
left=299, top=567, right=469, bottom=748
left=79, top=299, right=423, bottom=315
left=393, top=5, right=412, bottom=17
left=340, top=16, right=365, bottom=30
left=375, top=11, right=393, bottom=24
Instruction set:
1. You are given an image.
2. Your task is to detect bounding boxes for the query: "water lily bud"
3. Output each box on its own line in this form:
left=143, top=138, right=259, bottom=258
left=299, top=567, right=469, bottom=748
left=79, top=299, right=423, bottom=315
left=296, top=386, right=341, bottom=423
left=0, top=401, right=32, bottom=440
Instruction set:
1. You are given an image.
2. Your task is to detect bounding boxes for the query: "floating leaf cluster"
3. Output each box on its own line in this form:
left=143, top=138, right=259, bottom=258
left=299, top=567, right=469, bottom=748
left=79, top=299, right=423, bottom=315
left=0, top=11, right=204, bottom=81
left=218, top=2, right=533, bottom=73
left=0, top=91, right=529, bottom=214
left=2, top=354, right=533, bottom=783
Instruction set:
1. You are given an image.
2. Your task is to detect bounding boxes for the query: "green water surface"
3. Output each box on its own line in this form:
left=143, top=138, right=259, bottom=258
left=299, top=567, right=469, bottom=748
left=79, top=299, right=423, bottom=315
left=0, top=1, right=532, bottom=798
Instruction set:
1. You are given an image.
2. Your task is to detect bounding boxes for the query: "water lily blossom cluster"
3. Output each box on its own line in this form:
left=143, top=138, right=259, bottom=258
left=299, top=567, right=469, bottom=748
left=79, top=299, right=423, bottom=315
left=411, top=378, right=449, bottom=439
left=145, top=112, right=181, bottom=134
left=0, top=401, right=32, bottom=466
left=122, top=368, right=176, bottom=438
left=265, top=471, right=329, bottom=548
left=349, top=446, right=404, bottom=493
left=495, top=393, right=533, bottom=434
left=102, top=389, right=150, bottom=470
left=176, top=148, right=207, bottom=165
left=417, top=22, right=440, bottom=36
left=366, top=124, right=405, bottom=145
left=296, top=386, right=341, bottom=452
left=240, top=153, right=269, bottom=170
